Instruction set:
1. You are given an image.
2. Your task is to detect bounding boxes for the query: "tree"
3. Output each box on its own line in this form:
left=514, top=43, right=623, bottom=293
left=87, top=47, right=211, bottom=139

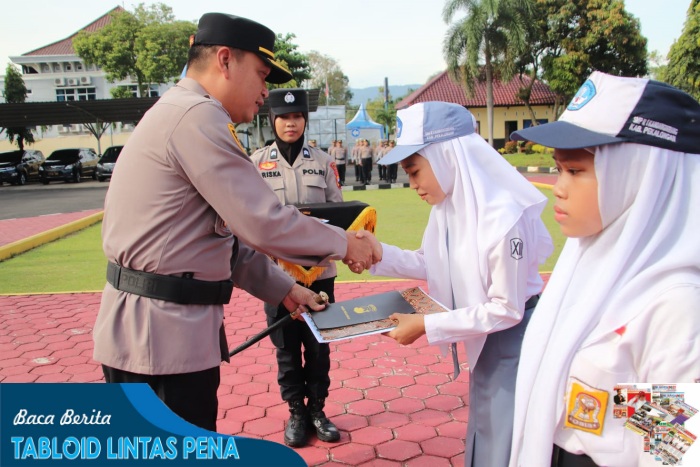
left=304, top=51, right=353, bottom=106
left=662, top=0, right=700, bottom=100
left=443, top=0, right=533, bottom=146
left=269, top=33, right=311, bottom=89
left=647, top=50, right=667, bottom=81
left=366, top=87, right=397, bottom=139
left=3, top=64, right=35, bottom=150
left=73, top=3, right=195, bottom=98
left=536, top=0, right=648, bottom=109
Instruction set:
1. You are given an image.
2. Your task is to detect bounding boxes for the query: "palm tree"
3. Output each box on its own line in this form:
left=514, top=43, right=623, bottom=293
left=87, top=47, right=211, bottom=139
left=443, top=0, right=532, bottom=146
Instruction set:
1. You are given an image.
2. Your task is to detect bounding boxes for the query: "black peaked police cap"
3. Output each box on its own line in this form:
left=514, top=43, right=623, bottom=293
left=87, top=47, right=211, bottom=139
left=268, top=88, right=309, bottom=116
left=193, top=13, right=293, bottom=84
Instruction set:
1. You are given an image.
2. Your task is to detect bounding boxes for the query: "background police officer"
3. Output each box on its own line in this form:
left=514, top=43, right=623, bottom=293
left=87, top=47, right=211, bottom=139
left=250, top=88, right=342, bottom=447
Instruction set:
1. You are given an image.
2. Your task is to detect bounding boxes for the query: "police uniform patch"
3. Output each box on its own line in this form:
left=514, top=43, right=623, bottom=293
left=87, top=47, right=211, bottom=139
left=330, top=162, right=341, bottom=189
left=565, top=377, right=609, bottom=436
left=303, top=148, right=311, bottom=159
left=227, top=123, right=245, bottom=152
left=270, top=149, right=278, bottom=160
left=259, top=161, right=277, bottom=170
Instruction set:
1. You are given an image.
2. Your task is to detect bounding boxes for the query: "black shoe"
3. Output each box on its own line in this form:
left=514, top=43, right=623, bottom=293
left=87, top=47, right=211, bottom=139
left=307, top=398, right=340, bottom=442
left=284, top=400, right=309, bottom=447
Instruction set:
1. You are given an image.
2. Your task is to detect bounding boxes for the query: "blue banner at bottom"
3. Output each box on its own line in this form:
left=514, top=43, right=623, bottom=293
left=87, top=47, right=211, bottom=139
left=0, top=384, right=305, bottom=466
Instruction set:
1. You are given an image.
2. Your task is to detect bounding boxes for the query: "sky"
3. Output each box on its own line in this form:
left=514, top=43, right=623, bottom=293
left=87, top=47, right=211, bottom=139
left=0, top=0, right=691, bottom=89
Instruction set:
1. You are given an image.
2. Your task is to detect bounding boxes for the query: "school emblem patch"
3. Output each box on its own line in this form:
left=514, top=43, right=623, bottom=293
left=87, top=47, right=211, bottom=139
left=510, top=238, right=523, bottom=260
left=568, top=79, right=596, bottom=111
left=227, top=123, right=245, bottom=152
left=565, top=378, right=608, bottom=436
left=259, top=161, right=277, bottom=170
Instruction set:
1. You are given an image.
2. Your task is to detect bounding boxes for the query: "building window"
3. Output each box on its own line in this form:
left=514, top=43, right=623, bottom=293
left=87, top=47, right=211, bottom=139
left=56, top=87, right=97, bottom=101
left=118, top=84, right=160, bottom=98
left=523, top=119, right=548, bottom=128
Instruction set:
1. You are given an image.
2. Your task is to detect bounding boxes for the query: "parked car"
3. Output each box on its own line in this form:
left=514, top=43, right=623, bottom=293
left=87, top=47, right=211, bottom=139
left=0, top=150, right=45, bottom=186
left=96, top=145, right=124, bottom=182
left=39, top=148, right=98, bottom=184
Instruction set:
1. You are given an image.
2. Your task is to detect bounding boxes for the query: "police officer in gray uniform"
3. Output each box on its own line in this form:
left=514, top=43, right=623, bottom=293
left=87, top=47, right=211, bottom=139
left=250, top=89, right=341, bottom=447
left=94, top=13, right=375, bottom=432
left=330, top=140, right=347, bottom=186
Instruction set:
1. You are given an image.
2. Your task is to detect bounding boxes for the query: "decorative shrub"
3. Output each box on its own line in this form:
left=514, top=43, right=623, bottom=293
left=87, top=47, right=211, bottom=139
left=503, top=141, right=518, bottom=154
left=532, top=143, right=554, bottom=154
left=524, top=141, right=535, bottom=154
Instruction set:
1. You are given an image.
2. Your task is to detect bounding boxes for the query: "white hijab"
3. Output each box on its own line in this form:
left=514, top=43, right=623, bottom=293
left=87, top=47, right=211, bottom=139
left=419, top=133, right=552, bottom=371
left=511, top=144, right=700, bottom=466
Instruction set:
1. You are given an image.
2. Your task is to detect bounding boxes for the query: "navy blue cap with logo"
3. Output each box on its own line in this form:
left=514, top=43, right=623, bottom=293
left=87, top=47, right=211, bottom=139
left=511, top=71, right=700, bottom=153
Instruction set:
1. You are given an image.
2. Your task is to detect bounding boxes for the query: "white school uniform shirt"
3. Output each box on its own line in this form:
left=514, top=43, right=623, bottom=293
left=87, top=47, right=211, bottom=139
left=374, top=222, right=544, bottom=367
left=370, top=134, right=552, bottom=372
left=510, top=144, right=700, bottom=467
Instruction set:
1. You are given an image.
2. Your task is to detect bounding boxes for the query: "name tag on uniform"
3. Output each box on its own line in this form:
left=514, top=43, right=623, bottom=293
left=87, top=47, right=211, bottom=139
left=565, top=377, right=609, bottom=436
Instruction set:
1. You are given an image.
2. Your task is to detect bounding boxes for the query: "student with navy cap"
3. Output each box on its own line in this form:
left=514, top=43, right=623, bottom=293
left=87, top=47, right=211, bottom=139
left=508, top=71, right=700, bottom=467
left=250, top=88, right=342, bottom=447
left=94, top=13, right=376, bottom=432
left=352, top=101, right=553, bottom=467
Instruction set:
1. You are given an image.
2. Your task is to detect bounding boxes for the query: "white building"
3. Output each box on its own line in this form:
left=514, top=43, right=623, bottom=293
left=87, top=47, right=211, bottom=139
left=0, top=6, right=171, bottom=151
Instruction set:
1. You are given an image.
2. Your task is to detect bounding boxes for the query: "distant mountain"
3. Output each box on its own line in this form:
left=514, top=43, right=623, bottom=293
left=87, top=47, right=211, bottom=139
left=349, top=84, right=422, bottom=106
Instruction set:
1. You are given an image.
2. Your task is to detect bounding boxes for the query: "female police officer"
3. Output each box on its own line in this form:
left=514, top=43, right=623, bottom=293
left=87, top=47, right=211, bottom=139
left=249, top=88, right=342, bottom=447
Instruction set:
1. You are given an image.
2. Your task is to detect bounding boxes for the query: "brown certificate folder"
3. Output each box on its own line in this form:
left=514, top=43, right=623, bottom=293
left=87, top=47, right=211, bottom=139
left=305, top=287, right=447, bottom=343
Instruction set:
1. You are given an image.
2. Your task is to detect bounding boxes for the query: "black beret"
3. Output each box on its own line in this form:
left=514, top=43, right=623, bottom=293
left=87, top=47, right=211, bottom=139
left=268, top=88, right=309, bottom=116
left=193, top=13, right=292, bottom=84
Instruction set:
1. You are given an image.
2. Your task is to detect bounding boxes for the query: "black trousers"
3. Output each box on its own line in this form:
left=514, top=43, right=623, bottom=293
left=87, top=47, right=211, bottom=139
left=388, top=163, right=398, bottom=182
left=102, top=364, right=220, bottom=431
left=354, top=163, right=362, bottom=181
left=378, top=164, right=386, bottom=180
left=362, top=158, right=372, bottom=183
left=336, top=164, right=346, bottom=185
left=265, top=277, right=335, bottom=402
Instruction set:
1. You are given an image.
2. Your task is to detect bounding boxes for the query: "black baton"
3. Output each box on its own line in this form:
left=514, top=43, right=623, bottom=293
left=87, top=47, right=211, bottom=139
left=228, top=313, right=294, bottom=357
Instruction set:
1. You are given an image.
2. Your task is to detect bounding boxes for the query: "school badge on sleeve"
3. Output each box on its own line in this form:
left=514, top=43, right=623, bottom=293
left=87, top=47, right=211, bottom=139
left=565, top=377, right=609, bottom=436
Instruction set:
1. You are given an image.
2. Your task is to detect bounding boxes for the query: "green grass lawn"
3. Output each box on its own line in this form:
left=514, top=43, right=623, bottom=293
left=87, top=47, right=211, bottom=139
left=0, top=187, right=563, bottom=294
left=502, top=152, right=555, bottom=167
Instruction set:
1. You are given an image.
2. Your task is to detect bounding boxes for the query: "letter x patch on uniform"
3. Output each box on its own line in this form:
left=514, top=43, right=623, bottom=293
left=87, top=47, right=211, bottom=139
left=510, top=238, right=523, bottom=260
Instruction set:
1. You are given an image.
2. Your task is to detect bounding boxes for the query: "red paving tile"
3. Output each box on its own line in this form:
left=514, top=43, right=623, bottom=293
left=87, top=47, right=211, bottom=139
left=0, top=206, right=558, bottom=465
left=0, top=209, right=102, bottom=247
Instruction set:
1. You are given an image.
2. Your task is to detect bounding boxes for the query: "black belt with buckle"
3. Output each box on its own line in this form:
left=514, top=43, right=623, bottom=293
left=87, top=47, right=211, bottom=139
left=525, top=294, right=540, bottom=310
left=106, top=262, right=233, bottom=305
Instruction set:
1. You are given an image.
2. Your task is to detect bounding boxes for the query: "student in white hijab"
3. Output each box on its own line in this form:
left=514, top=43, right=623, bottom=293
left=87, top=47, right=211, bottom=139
left=509, top=71, right=700, bottom=467
left=355, top=101, right=553, bottom=467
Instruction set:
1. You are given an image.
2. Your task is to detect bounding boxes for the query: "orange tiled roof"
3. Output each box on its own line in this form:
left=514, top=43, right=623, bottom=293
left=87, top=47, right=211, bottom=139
left=23, top=6, right=124, bottom=57
left=398, top=70, right=558, bottom=109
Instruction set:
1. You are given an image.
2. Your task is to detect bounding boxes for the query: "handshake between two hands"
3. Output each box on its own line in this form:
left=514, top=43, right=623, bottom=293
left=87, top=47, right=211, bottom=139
left=342, top=229, right=382, bottom=274
left=282, top=230, right=425, bottom=345
left=281, top=230, right=381, bottom=321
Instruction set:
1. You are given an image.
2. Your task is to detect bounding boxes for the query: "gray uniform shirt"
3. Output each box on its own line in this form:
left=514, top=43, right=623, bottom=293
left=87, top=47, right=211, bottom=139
left=330, top=146, right=346, bottom=165
left=94, top=78, right=347, bottom=375
left=250, top=144, right=343, bottom=280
